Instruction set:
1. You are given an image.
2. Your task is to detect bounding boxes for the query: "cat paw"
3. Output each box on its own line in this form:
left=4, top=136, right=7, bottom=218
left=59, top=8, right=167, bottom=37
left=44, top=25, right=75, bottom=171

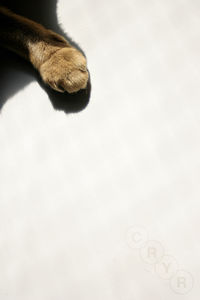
left=39, top=47, right=89, bottom=93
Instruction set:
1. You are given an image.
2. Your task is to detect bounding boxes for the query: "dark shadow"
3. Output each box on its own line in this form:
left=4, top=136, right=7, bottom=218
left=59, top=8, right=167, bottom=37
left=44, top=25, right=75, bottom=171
left=0, top=0, right=91, bottom=113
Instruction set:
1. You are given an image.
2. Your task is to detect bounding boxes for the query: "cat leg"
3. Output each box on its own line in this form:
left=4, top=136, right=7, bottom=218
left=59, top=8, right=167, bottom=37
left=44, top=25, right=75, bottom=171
left=0, top=6, right=88, bottom=93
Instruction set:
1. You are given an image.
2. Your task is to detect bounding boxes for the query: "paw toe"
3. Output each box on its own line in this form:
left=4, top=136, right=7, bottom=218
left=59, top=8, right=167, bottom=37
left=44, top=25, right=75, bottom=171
left=66, top=69, right=89, bottom=93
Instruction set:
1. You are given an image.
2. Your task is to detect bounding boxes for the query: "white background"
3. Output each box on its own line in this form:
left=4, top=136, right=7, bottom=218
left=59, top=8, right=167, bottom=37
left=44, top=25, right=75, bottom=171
left=0, top=0, right=200, bottom=299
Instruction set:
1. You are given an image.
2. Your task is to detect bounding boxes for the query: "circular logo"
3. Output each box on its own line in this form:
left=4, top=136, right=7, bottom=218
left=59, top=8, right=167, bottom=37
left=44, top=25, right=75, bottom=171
left=155, top=255, right=178, bottom=280
left=126, top=226, right=148, bottom=249
left=140, top=240, right=164, bottom=264
left=170, top=270, right=194, bottom=295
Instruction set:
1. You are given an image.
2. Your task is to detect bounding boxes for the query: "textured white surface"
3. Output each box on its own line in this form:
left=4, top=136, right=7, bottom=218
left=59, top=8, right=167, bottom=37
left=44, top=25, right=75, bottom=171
left=0, top=0, right=200, bottom=299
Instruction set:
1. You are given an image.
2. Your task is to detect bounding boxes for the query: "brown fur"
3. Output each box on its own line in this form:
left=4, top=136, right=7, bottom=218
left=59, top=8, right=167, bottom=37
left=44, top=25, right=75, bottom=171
left=0, top=6, right=88, bottom=93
